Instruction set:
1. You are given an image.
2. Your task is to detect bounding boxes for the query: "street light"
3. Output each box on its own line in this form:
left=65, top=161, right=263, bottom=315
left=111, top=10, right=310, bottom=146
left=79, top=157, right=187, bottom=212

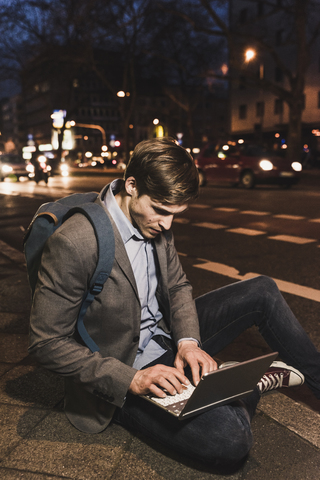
left=245, top=48, right=256, bottom=62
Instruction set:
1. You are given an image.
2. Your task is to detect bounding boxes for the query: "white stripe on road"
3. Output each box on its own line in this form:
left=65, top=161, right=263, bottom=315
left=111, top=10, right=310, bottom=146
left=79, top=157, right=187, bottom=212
left=193, top=222, right=227, bottom=230
left=240, top=210, right=270, bottom=216
left=274, top=214, right=306, bottom=221
left=269, top=235, right=316, bottom=245
left=227, top=227, right=266, bottom=236
left=189, top=204, right=211, bottom=209
left=192, top=259, right=320, bottom=303
left=213, top=207, right=238, bottom=212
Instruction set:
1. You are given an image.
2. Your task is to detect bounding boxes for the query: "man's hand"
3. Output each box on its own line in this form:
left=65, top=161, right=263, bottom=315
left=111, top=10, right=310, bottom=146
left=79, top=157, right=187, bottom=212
left=129, top=364, right=190, bottom=397
left=174, top=340, right=218, bottom=386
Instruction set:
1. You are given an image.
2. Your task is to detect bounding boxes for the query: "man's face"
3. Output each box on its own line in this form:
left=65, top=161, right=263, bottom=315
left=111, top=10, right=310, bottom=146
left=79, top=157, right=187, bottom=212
left=129, top=191, right=188, bottom=239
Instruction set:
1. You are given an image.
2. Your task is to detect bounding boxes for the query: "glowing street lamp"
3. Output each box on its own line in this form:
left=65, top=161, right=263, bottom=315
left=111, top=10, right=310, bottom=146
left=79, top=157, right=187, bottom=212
left=245, top=48, right=256, bottom=62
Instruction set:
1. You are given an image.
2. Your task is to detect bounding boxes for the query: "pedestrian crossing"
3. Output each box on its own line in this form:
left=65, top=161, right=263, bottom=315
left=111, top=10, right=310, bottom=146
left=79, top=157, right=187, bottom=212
left=174, top=204, right=320, bottom=247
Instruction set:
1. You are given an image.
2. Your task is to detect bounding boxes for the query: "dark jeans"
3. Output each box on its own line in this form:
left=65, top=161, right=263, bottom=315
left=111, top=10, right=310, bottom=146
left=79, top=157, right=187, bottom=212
left=114, top=276, right=320, bottom=464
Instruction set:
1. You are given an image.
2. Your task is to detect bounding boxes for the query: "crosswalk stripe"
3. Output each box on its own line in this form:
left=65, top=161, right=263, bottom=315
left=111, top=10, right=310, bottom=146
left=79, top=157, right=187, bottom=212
left=227, top=227, right=266, bottom=236
left=274, top=214, right=306, bottom=221
left=193, top=222, right=227, bottom=230
left=269, top=235, right=316, bottom=245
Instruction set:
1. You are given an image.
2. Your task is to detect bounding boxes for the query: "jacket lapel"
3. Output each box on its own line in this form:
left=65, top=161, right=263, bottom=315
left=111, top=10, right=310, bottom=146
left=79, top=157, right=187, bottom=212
left=95, top=186, right=139, bottom=301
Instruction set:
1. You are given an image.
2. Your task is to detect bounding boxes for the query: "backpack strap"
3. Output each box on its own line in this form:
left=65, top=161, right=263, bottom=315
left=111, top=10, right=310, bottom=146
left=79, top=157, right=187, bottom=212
left=65, top=203, right=115, bottom=353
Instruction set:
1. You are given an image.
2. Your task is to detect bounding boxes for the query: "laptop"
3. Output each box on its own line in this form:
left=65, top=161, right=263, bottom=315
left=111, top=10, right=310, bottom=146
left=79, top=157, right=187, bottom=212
left=142, top=352, right=278, bottom=420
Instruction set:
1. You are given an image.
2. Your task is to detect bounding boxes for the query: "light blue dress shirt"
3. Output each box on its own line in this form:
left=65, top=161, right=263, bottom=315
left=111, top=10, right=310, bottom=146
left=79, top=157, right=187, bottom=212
left=104, top=179, right=171, bottom=369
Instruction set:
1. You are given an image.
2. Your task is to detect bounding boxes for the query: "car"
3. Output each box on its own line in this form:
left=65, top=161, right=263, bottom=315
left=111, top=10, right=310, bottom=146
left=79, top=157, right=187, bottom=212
left=0, top=153, right=30, bottom=181
left=195, top=142, right=302, bottom=189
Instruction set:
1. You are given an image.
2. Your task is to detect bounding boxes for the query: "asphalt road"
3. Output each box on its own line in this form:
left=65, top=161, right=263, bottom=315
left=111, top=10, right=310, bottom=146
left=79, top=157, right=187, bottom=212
left=0, top=170, right=319, bottom=410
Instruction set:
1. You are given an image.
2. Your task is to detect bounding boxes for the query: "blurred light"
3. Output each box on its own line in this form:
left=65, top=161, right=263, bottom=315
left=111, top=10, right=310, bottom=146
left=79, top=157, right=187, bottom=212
left=101, top=145, right=108, bottom=152
left=101, top=152, right=110, bottom=157
left=85, top=151, right=93, bottom=158
left=84, top=136, right=88, bottom=141
left=281, top=144, right=287, bottom=149
left=23, top=145, right=36, bottom=153
left=292, top=162, right=302, bottom=172
left=2, top=165, right=13, bottom=173
left=112, top=159, right=117, bottom=165
left=153, top=118, right=160, bottom=125
left=218, top=152, right=226, bottom=159
left=192, top=148, right=200, bottom=154
left=245, top=48, right=256, bottom=62
left=238, top=139, right=244, bottom=144
left=126, top=92, right=130, bottom=97
left=91, top=161, right=97, bottom=166
left=221, top=64, right=228, bottom=75
left=129, top=124, right=134, bottom=129
left=51, top=110, right=66, bottom=129
left=117, top=91, right=125, bottom=97
left=312, top=129, right=320, bottom=136
left=222, top=145, right=229, bottom=151
left=186, top=148, right=191, bottom=153
left=39, top=144, right=53, bottom=151
left=69, top=120, right=76, bottom=127
left=26, top=164, right=34, bottom=173
left=114, top=140, right=121, bottom=147
left=275, top=133, right=280, bottom=138
left=259, top=159, right=273, bottom=171
left=37, top=155, right=47, bottom=163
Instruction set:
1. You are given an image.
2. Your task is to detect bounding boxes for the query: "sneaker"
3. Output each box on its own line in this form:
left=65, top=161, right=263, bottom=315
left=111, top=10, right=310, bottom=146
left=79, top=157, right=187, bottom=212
left=258, top=361, right=305, bottom=394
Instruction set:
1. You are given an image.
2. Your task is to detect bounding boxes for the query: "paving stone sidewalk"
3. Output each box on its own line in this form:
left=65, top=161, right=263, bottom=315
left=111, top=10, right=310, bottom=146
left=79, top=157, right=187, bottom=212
left=0, top=247, right=320, bottom=480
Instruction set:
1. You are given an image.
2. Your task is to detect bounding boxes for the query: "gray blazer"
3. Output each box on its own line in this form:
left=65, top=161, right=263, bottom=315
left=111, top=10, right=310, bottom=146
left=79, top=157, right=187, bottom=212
left=29, top=185, right=200, bottom=433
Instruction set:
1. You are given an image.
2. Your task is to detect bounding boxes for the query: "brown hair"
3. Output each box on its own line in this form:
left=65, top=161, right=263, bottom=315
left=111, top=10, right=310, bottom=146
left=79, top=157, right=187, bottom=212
left=124, top=138, right=199, bottom=204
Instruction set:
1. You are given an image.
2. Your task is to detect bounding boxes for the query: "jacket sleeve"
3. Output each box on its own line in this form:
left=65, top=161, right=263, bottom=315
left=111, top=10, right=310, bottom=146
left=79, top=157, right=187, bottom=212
left=163, top=231, right=201, bottom=345
left=28, top=218, right=137, bottom=408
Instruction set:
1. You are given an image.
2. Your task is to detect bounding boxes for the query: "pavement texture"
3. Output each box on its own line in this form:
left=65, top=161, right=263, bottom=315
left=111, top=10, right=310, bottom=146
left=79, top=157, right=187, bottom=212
left=1, top=218, right=320, bottom=479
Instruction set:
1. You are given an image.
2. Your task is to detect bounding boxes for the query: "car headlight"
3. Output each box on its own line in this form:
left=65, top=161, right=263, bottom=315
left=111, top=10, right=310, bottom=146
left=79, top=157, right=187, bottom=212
left=2, top=164, right=13, bottom=173
left=291, top=162, right=302, bottom=172
left=259, top=159, right=273, bottom=171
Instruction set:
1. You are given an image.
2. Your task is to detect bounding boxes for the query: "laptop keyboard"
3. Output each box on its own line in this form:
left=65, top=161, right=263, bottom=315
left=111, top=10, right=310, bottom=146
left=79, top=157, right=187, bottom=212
left=147, top=383, right=195, bottom=407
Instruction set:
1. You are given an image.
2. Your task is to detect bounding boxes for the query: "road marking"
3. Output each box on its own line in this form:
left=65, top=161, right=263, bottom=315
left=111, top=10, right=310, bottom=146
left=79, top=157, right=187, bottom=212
left=274, top=214, right=306, bottom=221
left=192, top=259, right=320, bottom=302
left=213, top=207, right=238, bottom=212
left=269, top=235, right=316, bottom=245
left=240, top=210, right=270, bottom=216
left=227, top=227, right=266, bottom=236
left=0, top=240, right=25, bottom=264
left=193, top=222, right=227, bottom=230
left=189, top=204, right=211, bottom=209
left=173, top=218, right=190, bottom=224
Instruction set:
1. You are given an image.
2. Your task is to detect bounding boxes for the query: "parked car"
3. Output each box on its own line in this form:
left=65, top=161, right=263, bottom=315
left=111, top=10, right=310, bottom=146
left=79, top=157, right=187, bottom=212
left=0, top=153, right=30, bottom=181
left=195, top=143, right=302, bottom=189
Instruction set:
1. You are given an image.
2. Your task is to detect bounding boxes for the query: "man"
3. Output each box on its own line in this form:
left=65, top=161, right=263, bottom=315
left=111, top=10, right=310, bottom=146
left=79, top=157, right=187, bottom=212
left=29, top=138, right=320, bottom=465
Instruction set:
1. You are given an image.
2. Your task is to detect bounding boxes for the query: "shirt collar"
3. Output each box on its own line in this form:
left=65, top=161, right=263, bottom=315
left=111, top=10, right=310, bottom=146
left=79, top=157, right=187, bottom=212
left=104, top=179, right=144, bottom=244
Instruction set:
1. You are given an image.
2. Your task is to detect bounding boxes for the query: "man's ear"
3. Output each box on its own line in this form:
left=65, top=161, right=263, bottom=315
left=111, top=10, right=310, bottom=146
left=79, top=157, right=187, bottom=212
left=124, top=176, right=137, bottom=197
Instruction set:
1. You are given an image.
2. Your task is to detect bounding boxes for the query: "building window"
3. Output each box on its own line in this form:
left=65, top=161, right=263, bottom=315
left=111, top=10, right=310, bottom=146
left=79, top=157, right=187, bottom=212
left=256, top=101, right=265, bottom=117
left=239, top=8, right=248, bottom=24
left=239, top=104, right=247, bottom=119
left=274, top=98, right=283, bottom=115
left=275, top=67, right=283, bottom=82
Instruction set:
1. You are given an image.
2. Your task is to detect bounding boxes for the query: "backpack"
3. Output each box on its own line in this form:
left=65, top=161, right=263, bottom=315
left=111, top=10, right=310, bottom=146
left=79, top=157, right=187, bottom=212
left=23, top=189, right=115, bottom=353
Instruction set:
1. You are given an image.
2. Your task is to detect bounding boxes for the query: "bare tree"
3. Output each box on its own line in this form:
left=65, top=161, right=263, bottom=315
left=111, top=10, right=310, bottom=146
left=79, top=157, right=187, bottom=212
left=166, top=0, right=320, bottom=162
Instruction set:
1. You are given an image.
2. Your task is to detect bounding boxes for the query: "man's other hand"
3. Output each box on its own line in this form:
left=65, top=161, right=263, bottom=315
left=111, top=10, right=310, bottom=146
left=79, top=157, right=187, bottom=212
left=174, top=340, right=218, bottom=386
left=128, top=364, right=190, bottom=397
